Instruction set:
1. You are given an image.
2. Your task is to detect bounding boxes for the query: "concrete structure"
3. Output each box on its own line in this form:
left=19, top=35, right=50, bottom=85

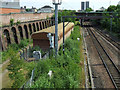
left=0, top=19, right=55, bottom=51
left=37, top=5, right=54, bottom=13
left=31, top=22, right=74, bottom=51
left=0, top=0, right=20, bottom=14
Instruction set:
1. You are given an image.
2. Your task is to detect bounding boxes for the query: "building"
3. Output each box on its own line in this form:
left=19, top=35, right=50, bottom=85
left=37, top=5, right=54, bottom=13
left=21, top=6, right=37, bottom=13
left=118, top=1, right=120, bottom=5
left=86, top=1, right=89, bottom=9
left=81, top=2, right=85, bottom=11
left=0, top=0, right=20, bottom=14
left=81, top=1, right=89, bottom=11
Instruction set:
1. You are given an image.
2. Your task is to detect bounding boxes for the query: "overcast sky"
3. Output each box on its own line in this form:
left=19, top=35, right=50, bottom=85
left=2, top=0, right=120, bottom=10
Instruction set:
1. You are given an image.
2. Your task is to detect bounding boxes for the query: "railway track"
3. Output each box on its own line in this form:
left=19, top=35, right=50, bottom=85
left=86, top=27, right=120, bottom=89
left=93, top=28, right=120, bottom=50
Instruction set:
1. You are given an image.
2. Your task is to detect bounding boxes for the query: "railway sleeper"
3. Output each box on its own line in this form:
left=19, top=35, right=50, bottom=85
left=113, top=77, right=120, bottom=79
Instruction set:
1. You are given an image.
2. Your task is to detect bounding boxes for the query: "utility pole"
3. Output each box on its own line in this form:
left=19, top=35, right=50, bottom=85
left=53, top=0, right=62, bottom=57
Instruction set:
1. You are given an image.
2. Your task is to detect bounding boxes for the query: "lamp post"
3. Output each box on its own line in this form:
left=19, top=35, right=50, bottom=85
left=52, top=0, right=62, bottom=57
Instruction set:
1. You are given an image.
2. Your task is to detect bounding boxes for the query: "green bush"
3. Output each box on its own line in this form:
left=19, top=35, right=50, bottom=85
left=10, top=19, right=14, bottom=26
left=6, top=47, right=36, bottom=88
left=30, top=26, right=84, bottom=88
left=2, top=39, right=31, bottom=63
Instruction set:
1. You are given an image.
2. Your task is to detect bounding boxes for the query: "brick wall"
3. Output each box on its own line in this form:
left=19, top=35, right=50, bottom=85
left=0, top=13, right=54, bottom=26
left=0, top=8, right=21, bottom=14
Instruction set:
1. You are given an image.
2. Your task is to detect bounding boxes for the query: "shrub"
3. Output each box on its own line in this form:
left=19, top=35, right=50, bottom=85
left=30, top=25, right=84, bottom=88
left=10, top=19, right=14, bottom=26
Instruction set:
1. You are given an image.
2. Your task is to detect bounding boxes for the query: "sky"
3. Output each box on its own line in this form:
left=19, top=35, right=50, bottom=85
left=1, top=0, right=120, bottom=10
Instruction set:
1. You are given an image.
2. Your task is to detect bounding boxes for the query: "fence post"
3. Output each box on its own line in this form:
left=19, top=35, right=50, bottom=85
left=30, top=68, right=35, bottom=86
left=19, top=51, right=22, bottom=59
left=63, top=17, right=65, bottom=54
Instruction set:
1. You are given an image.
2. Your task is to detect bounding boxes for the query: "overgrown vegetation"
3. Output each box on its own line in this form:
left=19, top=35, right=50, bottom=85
left=7, top=47, right=36, bottom=88
left=92, top=5, right=120, bottom=38
left=1, top=39, right=33, bottom=63
left=10, top=19, right=21, bottom=26
left=29, top=25, right=85, bottom=88
left=4, top=25, right=84, bottom=88
left=10, top=19, right=14, bottom=26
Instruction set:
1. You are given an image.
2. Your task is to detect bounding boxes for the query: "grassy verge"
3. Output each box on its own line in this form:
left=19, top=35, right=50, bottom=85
left=29, top=25, right=85, bottom=88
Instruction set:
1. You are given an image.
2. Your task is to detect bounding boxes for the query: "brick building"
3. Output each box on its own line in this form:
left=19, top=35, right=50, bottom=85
left=0, top=0, right=20, bottom=14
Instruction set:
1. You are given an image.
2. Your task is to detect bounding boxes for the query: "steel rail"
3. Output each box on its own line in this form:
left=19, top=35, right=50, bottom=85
left=87, top=27, right=120, bottom=89
left=94, top=28, right=120, bottom=50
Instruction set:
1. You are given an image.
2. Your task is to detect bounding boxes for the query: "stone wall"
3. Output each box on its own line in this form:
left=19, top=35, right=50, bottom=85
left=0, top=13, right=54, bottom=26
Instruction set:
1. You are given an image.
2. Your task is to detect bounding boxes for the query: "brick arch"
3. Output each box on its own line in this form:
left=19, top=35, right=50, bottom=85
left=11, top=27, right=18, bottom=44
left=33, top=23, right=36, bottom=32
left=52, top=20, right=54, bottom=26
left=45, top=20, right=47, bottom=28
left=28, top=24, right=32, bottom=35
left=3, top=29, right=11, bottom=46
left=0, top=36, right=4, bottom=51
left=18, top=26, right=23, bottom=40
left=36, top=23, right=39, bottom=31
left=24, top=25, right=29, bottom=39
left=39, top=22, right=42, bottom=30
left=42, top=21, right=45, bottom=29
left=47, top=20, right=49, bottom=27
left=49, top=20, right=51, bottom=27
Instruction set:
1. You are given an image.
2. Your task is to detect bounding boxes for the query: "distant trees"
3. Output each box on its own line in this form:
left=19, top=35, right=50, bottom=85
left=51, top=10, right=76, bottom=23
left=107, top=5, right=117, bottom=12
left=85, top=7, right=93, bottom=12
left=93, top=5, right=120, bottom=36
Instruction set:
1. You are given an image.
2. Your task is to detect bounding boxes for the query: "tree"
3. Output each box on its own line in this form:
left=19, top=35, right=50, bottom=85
left=107, top=5, right=116, bottom=12
left=85, top=7, right=93, bottom=12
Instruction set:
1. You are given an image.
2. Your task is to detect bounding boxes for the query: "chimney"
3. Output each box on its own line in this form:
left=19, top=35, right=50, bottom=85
left=24, top=6, right=26, bottom=9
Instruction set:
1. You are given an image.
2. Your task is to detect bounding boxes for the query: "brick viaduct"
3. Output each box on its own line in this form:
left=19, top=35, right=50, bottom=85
left=0, top=19, right=55, bottom=51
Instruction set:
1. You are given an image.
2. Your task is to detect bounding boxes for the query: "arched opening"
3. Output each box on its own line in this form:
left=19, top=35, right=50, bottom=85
left=0, top=39, right=4, bottom=51
left=39, top=22, right=42, bottom=30
left=24, top=25, right=29, bottom=39
left=49, top=20, right=51, bottom=27
left=11, top=27, right=18, bottom=44
left=47, top=20, right=49, bottom=27
left=52, top=20, right=54, bottom=26
left=3, top=29, right=11, bottom=46
left=36, top=23, right=39, bottom=31
left=28, top=24, right=32, bottom=35
left=33, top=23, right=36, bottom=32
left=42, top=21, right=45, bottom=29
left=18, top=26, right=23, bottom=40
left=45, top=21, right=47, bottom=28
